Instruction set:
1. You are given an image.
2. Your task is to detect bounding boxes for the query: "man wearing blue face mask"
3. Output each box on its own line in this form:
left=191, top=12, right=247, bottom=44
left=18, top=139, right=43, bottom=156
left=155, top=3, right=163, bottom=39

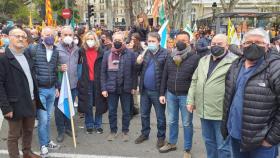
left=29, top=27, right=60, bottom=157
left=135, top=32, right=168, bottom=149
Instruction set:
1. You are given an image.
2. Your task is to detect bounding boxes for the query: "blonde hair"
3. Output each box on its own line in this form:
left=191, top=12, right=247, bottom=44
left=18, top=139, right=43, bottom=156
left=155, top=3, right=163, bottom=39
left=82, top=31, right=100, bottom=50
left=136, top=13, right=149, bottom=28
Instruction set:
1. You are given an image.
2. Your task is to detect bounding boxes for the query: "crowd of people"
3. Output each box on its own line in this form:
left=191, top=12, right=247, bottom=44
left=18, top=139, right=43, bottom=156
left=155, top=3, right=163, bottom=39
left=0, top=13, right=280, bottom=158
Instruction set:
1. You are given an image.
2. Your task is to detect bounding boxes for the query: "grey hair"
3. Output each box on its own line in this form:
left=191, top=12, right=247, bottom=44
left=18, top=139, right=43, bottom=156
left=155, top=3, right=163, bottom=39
left=242, top=28, right=270, bottom=44
left=147, top=32, right=161, bottom=42
left=112, top=31, right=125, bottom=41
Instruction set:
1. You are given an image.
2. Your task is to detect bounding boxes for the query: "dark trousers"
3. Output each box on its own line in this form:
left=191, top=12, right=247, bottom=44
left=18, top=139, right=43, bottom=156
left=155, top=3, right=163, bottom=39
left=7, top=117, right=35, bottom=158
left=231, top=136, right=278, bottom=158
left=108, top=92, right=131, bottom=133
left=140, top=89, right=166, bottom=139
left=54, top=88, right=77, bottom=134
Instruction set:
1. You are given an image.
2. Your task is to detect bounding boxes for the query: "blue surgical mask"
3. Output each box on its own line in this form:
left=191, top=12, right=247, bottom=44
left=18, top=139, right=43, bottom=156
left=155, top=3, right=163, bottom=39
left=3, top=38, right=9, bottom=47
left=147, top=43, right=158, bottom=52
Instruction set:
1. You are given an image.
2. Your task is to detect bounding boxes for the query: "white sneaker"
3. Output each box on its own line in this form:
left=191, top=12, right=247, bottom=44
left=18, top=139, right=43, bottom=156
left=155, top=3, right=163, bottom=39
left=34, top=120, right=38, bottom=128
left=47, top=140, right=60, bottom=150
left=40, top=145, right=48, bottom=157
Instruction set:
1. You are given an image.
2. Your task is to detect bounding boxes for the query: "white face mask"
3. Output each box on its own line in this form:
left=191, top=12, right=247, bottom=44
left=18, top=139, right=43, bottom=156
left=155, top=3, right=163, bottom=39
left=86, top=40, right=96, bottom=48
left=74, top=39, right=79, bottom=45
left=63, top=36, right=73, bottom=45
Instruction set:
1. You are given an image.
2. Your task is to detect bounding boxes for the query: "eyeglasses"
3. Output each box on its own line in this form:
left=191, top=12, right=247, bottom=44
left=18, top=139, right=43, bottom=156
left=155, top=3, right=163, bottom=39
left=10, top=35, right=27, bottom=40
left=243, top=41, right=266, bottom=47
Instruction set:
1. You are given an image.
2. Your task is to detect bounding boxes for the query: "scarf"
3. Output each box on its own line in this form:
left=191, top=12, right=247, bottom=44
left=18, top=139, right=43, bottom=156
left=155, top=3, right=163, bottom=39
left=171, top=46, right=192, bottom=67
left=108, top=44, right=126, bottom=71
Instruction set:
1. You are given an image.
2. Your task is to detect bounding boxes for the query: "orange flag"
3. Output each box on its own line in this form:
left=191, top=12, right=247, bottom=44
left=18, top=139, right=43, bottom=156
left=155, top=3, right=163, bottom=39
left=152, top=0, right=160, bottom=18
left=45, top=0, right=53, bottom=26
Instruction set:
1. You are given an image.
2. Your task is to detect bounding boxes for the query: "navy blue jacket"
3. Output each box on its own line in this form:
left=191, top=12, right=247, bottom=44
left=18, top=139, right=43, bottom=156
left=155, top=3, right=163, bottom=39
left=29, top=43, right=59, bottom=88
left=196, top=36, right=210, bottom=57
left=136, top=47, right=168, bottom=93
left=101, top=48, right=137, bottom=93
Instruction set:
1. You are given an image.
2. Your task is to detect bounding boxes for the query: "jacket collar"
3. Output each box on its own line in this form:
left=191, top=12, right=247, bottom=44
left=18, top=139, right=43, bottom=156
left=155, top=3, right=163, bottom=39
left=5, top=47, right=34, bottom=73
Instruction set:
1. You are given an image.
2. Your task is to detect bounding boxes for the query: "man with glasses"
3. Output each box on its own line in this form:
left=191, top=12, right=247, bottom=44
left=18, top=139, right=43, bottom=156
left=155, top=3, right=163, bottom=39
left=29, top=27, right=60, bottom=157
left=0, top=28, right=43, bottom=158
left=222, top=28, right=280, bottom=158
left=187, top=34, right=238, bottom=158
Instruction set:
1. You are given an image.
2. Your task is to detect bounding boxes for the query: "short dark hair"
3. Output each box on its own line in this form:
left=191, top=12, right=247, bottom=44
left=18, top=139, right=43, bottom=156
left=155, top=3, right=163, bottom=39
left=176, top=31, right=190, bottom=39
left=147, top=32, right=161, bottom=42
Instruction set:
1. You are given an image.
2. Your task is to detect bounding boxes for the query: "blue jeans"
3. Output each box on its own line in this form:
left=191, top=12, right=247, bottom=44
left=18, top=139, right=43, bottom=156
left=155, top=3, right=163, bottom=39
left=201, top=118, right=231, bottom=158
left=37, top=87, right=56, bottom=147
left=55, top=88, right=78, bottom=134
left=166, top=91, right=193, bottom=150
left=85, top=81, right=102, bottom=129
left=108, top=92, right=131, bottom=133
left=140, top=89, right=166, bottom=139
left=230, top=136, right=278, bottom=158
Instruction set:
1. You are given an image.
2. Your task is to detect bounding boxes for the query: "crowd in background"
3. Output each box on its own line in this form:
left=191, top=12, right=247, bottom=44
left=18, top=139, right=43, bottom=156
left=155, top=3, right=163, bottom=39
left=0, top=12, right=280, bottom=158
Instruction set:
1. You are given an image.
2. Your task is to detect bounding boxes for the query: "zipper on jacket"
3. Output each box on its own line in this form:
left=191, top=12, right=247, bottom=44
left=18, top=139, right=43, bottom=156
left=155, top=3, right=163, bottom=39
left=202, top=78, right=207, bottom=118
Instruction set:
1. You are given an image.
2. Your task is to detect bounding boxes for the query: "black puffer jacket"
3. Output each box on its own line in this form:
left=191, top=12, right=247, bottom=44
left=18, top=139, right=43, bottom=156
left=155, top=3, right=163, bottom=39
left=77, top=48, right=108, bottom=115
left=137, top=47, right=168, bottom=94
left=222, top=51, right=280, bottom=151
left=160, top=52, right=200, bottom=96
left=29, top=43, right=59, bottom=88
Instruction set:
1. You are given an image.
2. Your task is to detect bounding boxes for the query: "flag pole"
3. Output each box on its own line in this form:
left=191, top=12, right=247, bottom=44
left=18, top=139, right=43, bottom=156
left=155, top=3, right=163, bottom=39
left=65, top=72, right=77, bottom=148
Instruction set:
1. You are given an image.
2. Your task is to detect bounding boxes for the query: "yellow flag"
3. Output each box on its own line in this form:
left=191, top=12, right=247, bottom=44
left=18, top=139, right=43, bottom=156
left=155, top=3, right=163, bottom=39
left=45, top=0, right=53, bottom=26
left=29, top=11, right=33, bottom=28
left=227, top=18, right=233, bottom=44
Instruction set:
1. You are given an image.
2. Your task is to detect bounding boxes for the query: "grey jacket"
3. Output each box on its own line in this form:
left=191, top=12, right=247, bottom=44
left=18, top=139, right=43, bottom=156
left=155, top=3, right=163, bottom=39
left=56, top=43, right=80, bottom=89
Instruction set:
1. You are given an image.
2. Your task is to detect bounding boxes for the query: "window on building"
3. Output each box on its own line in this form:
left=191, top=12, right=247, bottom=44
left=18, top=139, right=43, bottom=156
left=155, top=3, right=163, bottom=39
left=100, top=0, right=104, bottom=3
left=100, top=13, right=104, bottom=18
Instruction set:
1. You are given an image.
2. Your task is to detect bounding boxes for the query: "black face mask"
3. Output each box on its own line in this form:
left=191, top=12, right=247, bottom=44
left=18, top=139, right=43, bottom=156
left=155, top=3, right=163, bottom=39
left=243, top=43, right=265, bottom=61
left=113, top=41, right=123, bottom=49
left=176, top=41, right=187, bottom=51
left=211, top=46, right=225, bottom=57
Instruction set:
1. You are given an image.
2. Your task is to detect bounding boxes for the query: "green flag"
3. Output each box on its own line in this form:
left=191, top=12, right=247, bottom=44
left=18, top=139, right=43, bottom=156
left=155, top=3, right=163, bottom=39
left=70, top=16, right=76, bottom=30
left=159, top=0, right=165, bottom=25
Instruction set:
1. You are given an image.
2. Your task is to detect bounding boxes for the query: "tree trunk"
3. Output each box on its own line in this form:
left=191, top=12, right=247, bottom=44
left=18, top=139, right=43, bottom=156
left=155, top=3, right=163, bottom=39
left=106, top=0, right=113, bottom=30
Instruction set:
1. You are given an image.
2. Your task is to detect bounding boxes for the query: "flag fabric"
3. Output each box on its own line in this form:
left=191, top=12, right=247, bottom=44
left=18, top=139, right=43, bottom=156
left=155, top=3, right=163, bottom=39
left=58, top=72, right=75, bottom=119
left=158, top=20, right=169, bottom=48
left=70, top=16, right=76, bottom=30
left=227, top=18, right=233, bottom=44
left=184, top=24, right=194, bottom=41
left=227, top=18, right=240, bottom=45
left=152, top=0, right=160, bottom=18
left=29, top=11, right=33, bottom=28
left=0, top=111, right=3, bottom=130
left=193, top=21, right=198, bottom=32
left=45, top=0, right=53, bottom=26
left=159, top=0, right=165, bottom=25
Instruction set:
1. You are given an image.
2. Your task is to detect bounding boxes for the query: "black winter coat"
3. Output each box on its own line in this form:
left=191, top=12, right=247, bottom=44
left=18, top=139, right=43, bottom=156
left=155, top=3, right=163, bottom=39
left=160, top=52, right=200, bottom=96
left=222, top=51, right=280, bottom=151
left=0, top=47, right=44, bottom=120
left=137, top=47, right=168, bottom=94
left=77, top=48, right=108, bottom=115
left=29, top=43, right=59, bottom=88
left=101, top=48, right=137, bottom=93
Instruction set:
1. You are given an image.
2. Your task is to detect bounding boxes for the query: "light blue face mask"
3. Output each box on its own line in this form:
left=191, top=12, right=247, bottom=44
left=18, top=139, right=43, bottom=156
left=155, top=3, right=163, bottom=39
left=3, top=38, right=9, bottom=47
left=147, top=43, right=158, bottom=52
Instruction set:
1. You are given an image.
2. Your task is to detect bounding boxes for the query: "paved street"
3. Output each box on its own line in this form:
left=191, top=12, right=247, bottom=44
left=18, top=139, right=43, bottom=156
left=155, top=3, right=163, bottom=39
left=0, top=106, right=206, bottom=158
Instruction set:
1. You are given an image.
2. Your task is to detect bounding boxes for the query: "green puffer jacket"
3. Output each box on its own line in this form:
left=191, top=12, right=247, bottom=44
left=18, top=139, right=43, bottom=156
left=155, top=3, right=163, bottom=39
left=187, top=52, right=238, bottom=120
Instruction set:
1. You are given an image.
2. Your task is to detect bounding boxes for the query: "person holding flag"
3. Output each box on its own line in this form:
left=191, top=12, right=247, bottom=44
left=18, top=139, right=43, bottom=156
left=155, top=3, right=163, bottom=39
left=55, top=26, right=80, bottom=143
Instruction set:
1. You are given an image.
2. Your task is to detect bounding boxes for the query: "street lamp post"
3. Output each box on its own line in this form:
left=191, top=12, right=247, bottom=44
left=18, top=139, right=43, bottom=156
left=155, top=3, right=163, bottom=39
left=212, top=2, right=217, bottom=32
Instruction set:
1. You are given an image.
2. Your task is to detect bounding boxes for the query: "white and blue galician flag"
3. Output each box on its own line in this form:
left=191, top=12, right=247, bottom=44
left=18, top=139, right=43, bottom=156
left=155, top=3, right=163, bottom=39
left=158, top=20, right=169, bottom=49
left=184, top=24, right=194, bottom=41
left=58, top=72, right=75, bottom=119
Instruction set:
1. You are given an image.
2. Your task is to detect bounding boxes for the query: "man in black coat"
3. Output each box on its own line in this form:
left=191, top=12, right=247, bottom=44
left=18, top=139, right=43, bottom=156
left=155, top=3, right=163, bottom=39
left=0, top=28, right=43, bottom=158
left=101, top=32, right=137, bottom=142
left=158, top=31, right=200, bottom=157
left=222, top=28, right=280, bottom=158
left=134, top=32, right=168, bottom=149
